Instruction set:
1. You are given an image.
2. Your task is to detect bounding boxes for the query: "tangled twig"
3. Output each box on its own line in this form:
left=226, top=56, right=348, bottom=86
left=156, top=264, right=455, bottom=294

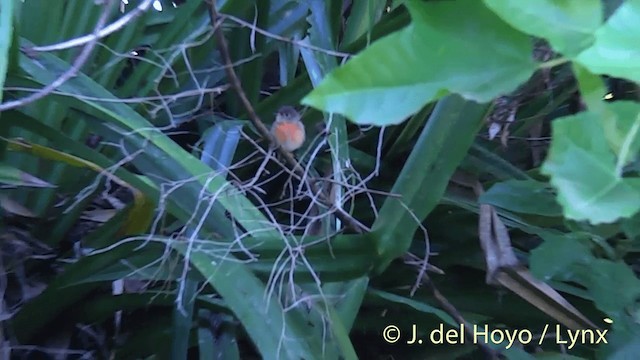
left=0, top=0, right=117, bottom=112
left=205, top=0, right=367, bottom=234
left=30, top=0, right=155, bottom=53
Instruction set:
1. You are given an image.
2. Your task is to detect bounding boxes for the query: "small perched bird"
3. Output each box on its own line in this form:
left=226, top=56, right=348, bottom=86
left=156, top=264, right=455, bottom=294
left=270, top=106, right=305, bottom=152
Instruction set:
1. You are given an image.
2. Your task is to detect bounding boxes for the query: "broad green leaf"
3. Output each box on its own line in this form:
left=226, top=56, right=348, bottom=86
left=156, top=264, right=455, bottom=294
left=530, top=233, right=593, bottom=281
left=597, top=316, right=640, bottom=360
left=342, top=0, right=385, bottom=45
left=479, top=180, right=562, bottom=216
left=605, top=337, right=640, bottom=360
left=469, top=143, right=533, bottom=181
left=576, top=259, right=640, bottom=314
left=302, top=0, right=536, bottom=125
left=599, top=101, right=640, bottom=167
left=373, top=95, right=489, bottom=271
left=483, top=0, right=601, bottom=57
left=571, top=63, right=609, bottom=121
left=541, top=110, right=640, bottom=224
left=575, top=0, right=640, bottom=83
left=570, top=64, right=631, bottom=163
left=0, top=0, right=14, bottom=103
left=621, top=211, right=640, bottom=240
left=384, top=103, right=434, bottom=159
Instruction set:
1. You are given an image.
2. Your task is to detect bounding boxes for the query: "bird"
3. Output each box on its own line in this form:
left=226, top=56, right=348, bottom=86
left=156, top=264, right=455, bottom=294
left=270, top=106, right=306, bottom=152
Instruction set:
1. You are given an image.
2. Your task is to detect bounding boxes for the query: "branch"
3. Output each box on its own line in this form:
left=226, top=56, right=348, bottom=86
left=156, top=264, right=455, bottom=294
left=221, top=13, right=351, bottom=58
left=0, top=0, right=116, bottom=112
left=30, top=0, right=155, bottom=53
left=206, top=0, right=367, bottom=234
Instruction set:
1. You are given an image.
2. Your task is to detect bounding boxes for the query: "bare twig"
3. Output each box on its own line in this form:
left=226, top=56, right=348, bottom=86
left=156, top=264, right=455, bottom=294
left=206, top=0, right=367, bottom=234
left=3, top=85, right=228, bottom=104
left=0, top=0, right=115, bottom=112
left=221, top=13, right=351, bottom=58
left=30, top=0, right=154, bottom=53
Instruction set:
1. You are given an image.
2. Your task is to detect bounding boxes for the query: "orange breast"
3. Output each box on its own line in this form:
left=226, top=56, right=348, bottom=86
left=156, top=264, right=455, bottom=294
left=272, top=121, right=305, bottom=151
left=277, top=122, right=302, bottom=140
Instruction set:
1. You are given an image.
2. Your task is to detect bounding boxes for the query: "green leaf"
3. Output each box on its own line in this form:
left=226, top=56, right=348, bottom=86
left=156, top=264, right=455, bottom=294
left=479, top=180, right=562, bottom=216
left=578, top=259, right=640, bottom=314
left=483, top=0, right=601, bottom=57
left=372, top=95, right=489, bottom=271
left=342, top=0, right=385, bottom=45
left=621, top=211, right=640, bottom=240
left=302, top=0, right=536, bottom=125
left=571, top=63, right=608, bottom=117
left=171, top=242, right=325, bottom=360
left=541, top=108, right=640, bottom=224
left=468, top=143, right=533, bottom=181
left=598, top=316, right=640, bottom=360
left=600, top=101, right=640, bottom=167
left=575, top=0, right=640, bottom=83
left=0, top=0, right=14, bottom=103
left=530, top=233, right=593, bottom=280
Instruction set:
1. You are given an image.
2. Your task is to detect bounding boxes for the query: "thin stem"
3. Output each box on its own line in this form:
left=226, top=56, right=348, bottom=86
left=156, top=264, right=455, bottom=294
left=205, top=0, right=367, bottom=234
left=0, top=0, right=116, bottom=112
